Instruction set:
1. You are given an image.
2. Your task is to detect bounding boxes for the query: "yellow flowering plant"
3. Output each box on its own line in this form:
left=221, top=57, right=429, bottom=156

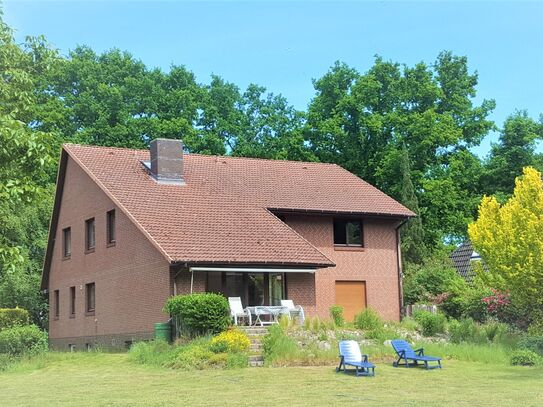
left=210, top=328, right=250, bottom=353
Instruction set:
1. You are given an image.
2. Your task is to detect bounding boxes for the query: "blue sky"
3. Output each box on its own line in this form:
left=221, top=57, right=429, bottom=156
left=4, top=1, right=543, bottom=156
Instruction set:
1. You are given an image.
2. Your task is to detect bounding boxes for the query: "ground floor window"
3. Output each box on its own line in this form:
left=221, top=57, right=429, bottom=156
left=86, top=282, right=95, bottom=314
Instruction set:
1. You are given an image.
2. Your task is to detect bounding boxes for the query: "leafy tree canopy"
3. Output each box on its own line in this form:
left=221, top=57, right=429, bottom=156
left=305, top=53, right=496, bottom=248
left=0, top=14, right=57, bottom=272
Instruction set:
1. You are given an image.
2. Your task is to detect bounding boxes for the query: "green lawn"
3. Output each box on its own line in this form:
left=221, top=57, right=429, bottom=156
left=1, top=352, right=543, bottom=406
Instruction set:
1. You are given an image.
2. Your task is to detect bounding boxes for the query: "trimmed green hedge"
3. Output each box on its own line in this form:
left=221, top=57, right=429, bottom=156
left=0, top=308, right=30, bottom=330
left=164, top=293, right=230, bottom=336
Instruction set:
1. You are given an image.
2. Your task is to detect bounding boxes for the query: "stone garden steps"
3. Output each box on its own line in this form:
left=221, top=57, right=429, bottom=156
left=236, top=325, right=268, bottom=367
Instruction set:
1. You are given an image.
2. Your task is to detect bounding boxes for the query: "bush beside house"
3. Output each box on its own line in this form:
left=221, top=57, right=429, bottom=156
left=163, top=293, right=230, bottom=337
left=0, top=308, right=48, bottom=370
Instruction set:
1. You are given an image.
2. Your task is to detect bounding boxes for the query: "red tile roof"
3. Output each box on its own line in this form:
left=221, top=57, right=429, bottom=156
left=63, top=144, right=414, bottom=267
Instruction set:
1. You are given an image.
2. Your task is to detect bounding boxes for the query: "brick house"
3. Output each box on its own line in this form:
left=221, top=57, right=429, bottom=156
left=42, top=139, right=414, bottom=349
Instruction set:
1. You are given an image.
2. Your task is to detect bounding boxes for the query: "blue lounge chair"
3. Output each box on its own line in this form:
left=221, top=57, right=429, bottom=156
left=336, top=340, right=376, bottom=377
left=391, top=339, right=442, bottom=370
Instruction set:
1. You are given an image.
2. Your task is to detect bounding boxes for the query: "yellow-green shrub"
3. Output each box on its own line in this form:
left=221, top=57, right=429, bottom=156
left=210, top=329, right=250, bottom=353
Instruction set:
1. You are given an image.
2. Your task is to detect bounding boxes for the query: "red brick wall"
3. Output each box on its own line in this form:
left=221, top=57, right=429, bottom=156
left=284, top=215, right=400, bottom=321
left=174, top=269, right=207, bottom=295
left=48, top=157, right=171, bottom=349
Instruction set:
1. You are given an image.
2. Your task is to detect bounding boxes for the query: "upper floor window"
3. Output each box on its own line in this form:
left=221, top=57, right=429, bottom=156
left=53, top=289, right=60, bottom=319
left=106, top=210, right=116, bottom=245
left=62, top=227, right=71, bottom=258
left=85, top=218, right=95, bottom=252
left=333, top=219, right=363, bottom=246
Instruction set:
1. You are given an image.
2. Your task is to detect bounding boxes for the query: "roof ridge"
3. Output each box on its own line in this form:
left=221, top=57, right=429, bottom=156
left=63, top=143, right=148, bottom=154
left=188, top=153, right=338, bottom=167
left=63, top=143, right=339, bottom=167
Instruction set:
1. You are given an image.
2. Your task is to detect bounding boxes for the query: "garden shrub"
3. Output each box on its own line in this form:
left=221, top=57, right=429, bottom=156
left=0, top=325, right=47, bottom=356
left=527, top=319, right=543, bottom=336
left=482, top=321, right=508, bottom=343
left=0, top=353, right=13, bottom=371
left=210, top=328, right=250, bottom=353
left=403, top=255, right=463, bottom=306
left=170, top=344, right=215, bottom=370
left=164, top=293, right=230, bottom=336
left=448, top=318, right=482, bottom=343
left=518, top=336, right=543, bottom=356
left=399, top=316, right=419, bottom=332
left=302, top=317, right=334, bottom=333
left=262, top=325, right=298, bottom=362
left=438, top=281, right=491, bottom=322
left=413, top=311, right=446, bottom=337
left=364, top=326, right=398, bottom=342
left=128, top=340, right=177, bottom=367
left=278, top=315, right=292, bottom=330
left=329, top=305, right=344, bottom=327
left=354, top=308, right=383, bottom=331
left=510, top=349, right=541, bottom=366
left=0, top=308, right=30, bottom=330
left=225, top=352, right=249, bottom=369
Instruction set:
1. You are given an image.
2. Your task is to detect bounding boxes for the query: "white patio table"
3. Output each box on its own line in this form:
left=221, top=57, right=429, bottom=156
left=245, top=306, right=289, bottom=326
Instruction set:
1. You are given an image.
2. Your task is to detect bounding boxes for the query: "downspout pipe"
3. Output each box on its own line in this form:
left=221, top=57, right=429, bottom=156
left=395, top=218, right=409, bottom=320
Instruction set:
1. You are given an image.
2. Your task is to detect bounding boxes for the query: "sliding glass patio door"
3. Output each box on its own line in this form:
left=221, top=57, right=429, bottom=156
left=220, top=272, right=285, bottom=306
left=269, top=273, right=284, bottom=306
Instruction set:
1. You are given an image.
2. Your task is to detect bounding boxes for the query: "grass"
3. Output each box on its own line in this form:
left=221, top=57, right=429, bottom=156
left=1, top=352, right=543, bottom=406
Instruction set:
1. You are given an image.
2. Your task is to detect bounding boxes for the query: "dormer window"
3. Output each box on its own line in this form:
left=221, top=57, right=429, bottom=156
left=333, top=219, right=363, bottom=247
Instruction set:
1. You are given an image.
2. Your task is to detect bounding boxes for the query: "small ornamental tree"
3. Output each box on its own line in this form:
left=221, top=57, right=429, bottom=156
left=468, top=167, right=543, bottom=318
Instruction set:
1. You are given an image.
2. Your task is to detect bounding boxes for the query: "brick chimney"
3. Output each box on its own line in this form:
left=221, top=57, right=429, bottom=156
left=149, top=139, right=185, bottom=185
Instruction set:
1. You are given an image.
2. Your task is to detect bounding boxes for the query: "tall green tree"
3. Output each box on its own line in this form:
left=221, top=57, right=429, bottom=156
left=305, top=53, right=495, bottom=254
left=482, top=111, right=543, bottom=198
left=0, top=14, right=56, bottom=269
left=232, top=84, right=313, bottom=161
left=397, top=144, right=426, bottom=263
left=36, top=46, right=214, bottom=151
left=0, top=13, right=57, bottom=325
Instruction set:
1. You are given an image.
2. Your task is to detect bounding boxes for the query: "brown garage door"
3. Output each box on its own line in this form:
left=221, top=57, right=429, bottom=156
left=335, top=281, right=366, bottom=321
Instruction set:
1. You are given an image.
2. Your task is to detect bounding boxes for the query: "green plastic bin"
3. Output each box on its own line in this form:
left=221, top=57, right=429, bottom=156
left=154, top=322, right=172, bottom=342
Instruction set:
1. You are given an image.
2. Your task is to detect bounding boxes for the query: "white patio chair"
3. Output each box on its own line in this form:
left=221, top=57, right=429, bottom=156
left=280, top=299, right=305, bottom=323
left=228, top=297, right=251, bottom=326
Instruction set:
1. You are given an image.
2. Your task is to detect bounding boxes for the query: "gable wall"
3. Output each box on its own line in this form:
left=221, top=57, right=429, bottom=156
left=48, top=156, right=170, bottom=349
left=284, top=215, right=400, bottom=321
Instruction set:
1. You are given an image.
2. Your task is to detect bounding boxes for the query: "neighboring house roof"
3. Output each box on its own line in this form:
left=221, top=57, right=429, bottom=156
left=450, top=240, right=483, bottom=280
left=42, top=144, right=414, bottom=289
